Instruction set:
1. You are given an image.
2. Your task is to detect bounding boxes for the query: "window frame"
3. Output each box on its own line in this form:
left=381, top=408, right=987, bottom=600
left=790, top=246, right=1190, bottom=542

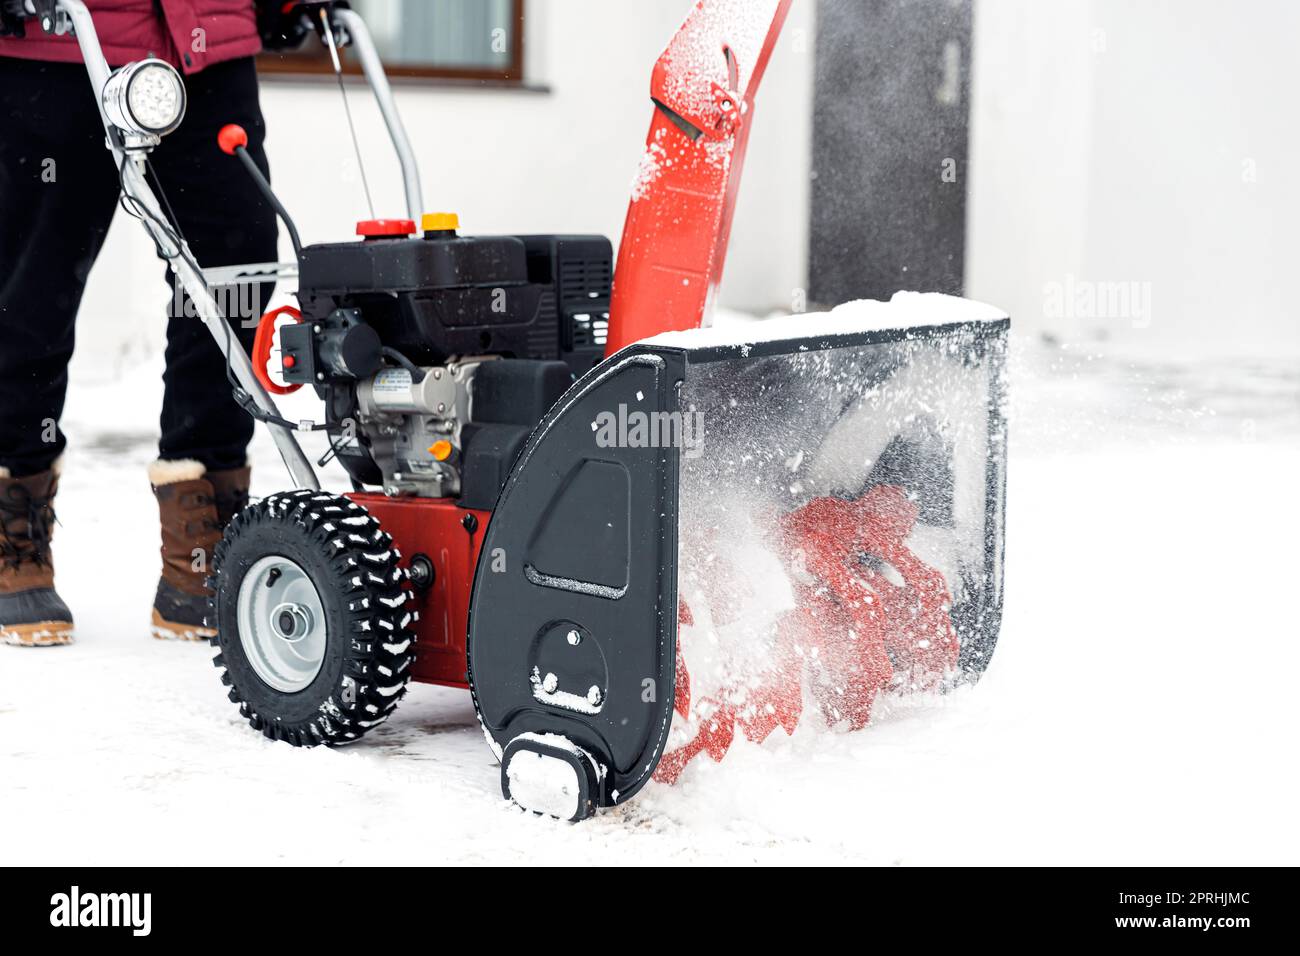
left=256, top=0, right=526, bottom=84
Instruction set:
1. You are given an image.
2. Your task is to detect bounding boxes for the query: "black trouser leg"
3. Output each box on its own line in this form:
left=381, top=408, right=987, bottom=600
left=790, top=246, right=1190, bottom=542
left=0, top=58, right=121, bottom=477
left=0, top=56, right=279, bottom=476
left=148, top=57, right=279, bottom=471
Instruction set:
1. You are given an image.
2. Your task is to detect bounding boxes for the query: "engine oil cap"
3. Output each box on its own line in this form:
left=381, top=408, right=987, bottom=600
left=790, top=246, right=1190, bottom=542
left=356, top=219, right=416, bottom=239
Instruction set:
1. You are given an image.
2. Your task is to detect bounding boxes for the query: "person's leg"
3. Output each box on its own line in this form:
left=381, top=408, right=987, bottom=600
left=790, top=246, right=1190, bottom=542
left=0, top=57, right=121, bottom=477
left=144, top=57, right=277, bottom=639
left=148, top=56, right=279, bottom=472
left=0, top=57, right=122, bottom=642
left=0, top=58, right=121, bottom=647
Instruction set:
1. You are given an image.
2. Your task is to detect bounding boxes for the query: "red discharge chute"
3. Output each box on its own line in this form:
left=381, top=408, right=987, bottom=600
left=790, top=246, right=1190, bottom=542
left=605, top=0, right=794, bottom=354
left=655, top=484, right=960, bottom=784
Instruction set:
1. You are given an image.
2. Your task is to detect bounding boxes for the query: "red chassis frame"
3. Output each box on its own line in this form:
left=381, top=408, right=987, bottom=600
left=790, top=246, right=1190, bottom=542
left=346, top=494, right=490, bottom=688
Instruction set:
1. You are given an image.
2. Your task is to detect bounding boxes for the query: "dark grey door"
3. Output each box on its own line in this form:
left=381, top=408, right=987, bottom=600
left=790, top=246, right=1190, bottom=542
left=810, top=0, right=972, bottom=304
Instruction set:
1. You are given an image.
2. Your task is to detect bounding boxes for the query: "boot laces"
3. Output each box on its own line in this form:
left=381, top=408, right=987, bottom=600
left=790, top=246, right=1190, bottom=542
left=214, top=487, right=250, bottom=527
left=179, top=492, right=221, bottom=537
left=0, top=483, right=56, bottom=570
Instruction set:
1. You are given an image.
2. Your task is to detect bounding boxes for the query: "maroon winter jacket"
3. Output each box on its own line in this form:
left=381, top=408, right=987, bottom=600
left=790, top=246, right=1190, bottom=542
left=0, top=0, right=261, bottom=74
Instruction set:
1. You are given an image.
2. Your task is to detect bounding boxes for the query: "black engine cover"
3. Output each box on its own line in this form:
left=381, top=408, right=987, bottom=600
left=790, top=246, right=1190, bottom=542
left=296, top=232, right=610, bottom=377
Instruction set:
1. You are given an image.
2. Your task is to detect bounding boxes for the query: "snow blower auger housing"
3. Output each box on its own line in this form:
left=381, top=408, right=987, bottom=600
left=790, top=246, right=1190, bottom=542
left=468, top=312, right=1008, bottom=814
left=56, top=0, right=1007, bottom=821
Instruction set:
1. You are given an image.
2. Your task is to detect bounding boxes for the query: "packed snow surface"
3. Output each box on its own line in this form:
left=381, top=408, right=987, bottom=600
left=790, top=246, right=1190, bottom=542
left=1, top=331, right=1297, bottom=865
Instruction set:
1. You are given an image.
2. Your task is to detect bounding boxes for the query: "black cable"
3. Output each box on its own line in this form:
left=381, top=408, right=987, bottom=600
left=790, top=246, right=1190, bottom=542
left=118, top=155, right=237, bottom=393
left=117, top=155, right=204, bottom=281
left=379, top=346, right=426, bottom=383
left=117, top=153, right=328, bottom=434
left=233, top=146, right=303, bottom=257
left=144, top=156, right=182, bottom=239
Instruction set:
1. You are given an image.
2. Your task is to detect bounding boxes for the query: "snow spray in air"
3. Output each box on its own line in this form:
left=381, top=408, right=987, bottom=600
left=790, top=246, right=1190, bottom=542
left=650, top=293, right=1008, bottom=782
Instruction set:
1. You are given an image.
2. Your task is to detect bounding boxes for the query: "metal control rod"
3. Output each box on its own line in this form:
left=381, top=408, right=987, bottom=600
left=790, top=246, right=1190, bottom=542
left=56, top=0, right=320, bottom=491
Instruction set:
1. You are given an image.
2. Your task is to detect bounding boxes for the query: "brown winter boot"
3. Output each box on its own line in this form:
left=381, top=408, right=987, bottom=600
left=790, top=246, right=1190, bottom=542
left=149, top=460, right=250, bottom=641
left=0, top=463, right=75, bottom=647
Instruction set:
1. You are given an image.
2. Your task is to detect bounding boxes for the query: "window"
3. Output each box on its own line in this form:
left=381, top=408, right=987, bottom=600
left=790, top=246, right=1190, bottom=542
left=259, top=0, right=525, bottom=83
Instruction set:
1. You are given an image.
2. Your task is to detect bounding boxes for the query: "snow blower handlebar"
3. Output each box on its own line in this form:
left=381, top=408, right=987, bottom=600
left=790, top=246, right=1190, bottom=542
left=332, top=6, right=424, bottom=220
left=53, top=0, right=321, bottom=491
left=52, top=0, right=423, bottom=493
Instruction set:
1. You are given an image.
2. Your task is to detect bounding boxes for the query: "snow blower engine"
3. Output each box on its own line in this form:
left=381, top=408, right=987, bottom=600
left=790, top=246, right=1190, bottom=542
left=57, top=0, right=1008, bottom=821
left=279, top=225, right=611, bottom=506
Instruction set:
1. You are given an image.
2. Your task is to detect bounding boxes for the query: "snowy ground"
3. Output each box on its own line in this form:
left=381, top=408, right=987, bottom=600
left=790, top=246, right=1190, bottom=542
left=2, top=332, right=1297, bottom=865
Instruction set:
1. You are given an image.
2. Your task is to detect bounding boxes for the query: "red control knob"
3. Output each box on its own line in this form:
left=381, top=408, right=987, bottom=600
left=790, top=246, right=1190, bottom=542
left=218, top=124, right=248, bottom=155
left=356, top=219, right=416, bottom=239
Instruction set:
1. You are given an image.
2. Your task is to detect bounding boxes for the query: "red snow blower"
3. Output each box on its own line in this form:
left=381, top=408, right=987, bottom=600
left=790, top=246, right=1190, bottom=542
left=55, top=0, right=1007, bottom=820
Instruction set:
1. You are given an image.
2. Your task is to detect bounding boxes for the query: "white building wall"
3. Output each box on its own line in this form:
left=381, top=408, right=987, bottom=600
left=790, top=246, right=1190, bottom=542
left=967, top=0, right=1300, bottom=358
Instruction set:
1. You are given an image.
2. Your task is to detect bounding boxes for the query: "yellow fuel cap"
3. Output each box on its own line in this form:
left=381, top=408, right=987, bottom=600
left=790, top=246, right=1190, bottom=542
left=421, top=212, right=459, bottom=233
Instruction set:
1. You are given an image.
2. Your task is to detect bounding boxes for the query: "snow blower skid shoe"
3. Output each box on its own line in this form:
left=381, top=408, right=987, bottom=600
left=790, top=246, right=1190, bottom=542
left=466, top=298, right=1009, bottom=817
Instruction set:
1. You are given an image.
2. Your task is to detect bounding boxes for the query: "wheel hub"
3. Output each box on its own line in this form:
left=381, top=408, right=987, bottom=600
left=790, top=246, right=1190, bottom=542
left=271, top=602, right=314, bottom=642
left=236, top=555, right=327, bottom=693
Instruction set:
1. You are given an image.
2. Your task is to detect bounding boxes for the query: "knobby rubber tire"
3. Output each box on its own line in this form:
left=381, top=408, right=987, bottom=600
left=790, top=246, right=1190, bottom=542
left=208, top=490, right=415, bottom=746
